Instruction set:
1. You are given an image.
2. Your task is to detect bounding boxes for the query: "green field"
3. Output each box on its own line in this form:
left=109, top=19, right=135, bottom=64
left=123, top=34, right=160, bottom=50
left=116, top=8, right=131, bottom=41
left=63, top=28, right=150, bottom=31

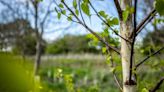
left=0, top=53, right=164, bottom=92
left=40, top=54, right=119, bottom=92
left=39, top=54, right=164, bottom=92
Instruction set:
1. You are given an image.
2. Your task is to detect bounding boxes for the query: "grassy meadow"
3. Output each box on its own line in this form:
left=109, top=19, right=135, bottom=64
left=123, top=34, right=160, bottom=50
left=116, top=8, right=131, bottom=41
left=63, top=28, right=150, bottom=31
left=0, top=53, right=164, bottom=92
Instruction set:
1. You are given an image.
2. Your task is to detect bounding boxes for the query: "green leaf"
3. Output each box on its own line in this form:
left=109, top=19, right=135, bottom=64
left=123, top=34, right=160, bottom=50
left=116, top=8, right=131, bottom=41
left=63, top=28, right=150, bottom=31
left=81, top=2, right=90, bottom=16
left=115, top=66, right=122, bottom=72
left=57, top=13, right=61, bottom=19
left=106, top=18, right=119, bottom=26
left=84, top=0, right=89, bottom=3
left=102, top=47, right=107, bottom=54
left=129, top=7, right=134, bottom=14
left=103, top=27, right=109, bottom=34
left=106, top=55, right=111, bottom=65
left=61, top=10, right=66, bottom=15
left=67, top=16, right=72, bottom=21
left=73, top=0, right=77, bottom=9
left=98, top=11, right=108, bottom=18
left=155, top=0, right=164, bottom=16
left=111, top=18, right=119, bottom=25
left=59, top=4, right=64, bottom=8
left=123, top=10, right=129, bottom=22
left=110, top=67, right=115, bottom=73
left=141, top=88, right=149, bottom=92
left=75, top=9, right=79, bottom=16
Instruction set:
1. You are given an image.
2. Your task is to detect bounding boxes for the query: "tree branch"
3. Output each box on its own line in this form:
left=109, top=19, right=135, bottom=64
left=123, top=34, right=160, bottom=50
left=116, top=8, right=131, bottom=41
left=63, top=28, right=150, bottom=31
left=114, top=0, right=122, bottom=20
left=61, top=1, right=120, bottom=54
left=135, top=46, right=164, bottom=69
left=53, top=0, right=79, bottom=23
left=105, top=45, right=122, bottom=91
left=0, top=0, right=22, bottom=19
left=84, top=24, right=120, bottom=54
left=88, top=1, right=131, bottom=43
left=40, top=2, right=53, bottom=36
left=135, top=9, right=157, bottom=36
left=150, top=77, right=164, bottom=92
left=129, top=0, right=137, bottom=82
left=78, top=0, right=86, bottom=25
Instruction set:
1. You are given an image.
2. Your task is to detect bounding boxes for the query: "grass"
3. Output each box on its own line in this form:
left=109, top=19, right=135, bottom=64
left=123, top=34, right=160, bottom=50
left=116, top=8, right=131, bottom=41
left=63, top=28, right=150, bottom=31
left=0, top=52, right=163, bottom=92
left=39, top=53, right=164, bottom=92
left=39, top=54, right=119, bottom=92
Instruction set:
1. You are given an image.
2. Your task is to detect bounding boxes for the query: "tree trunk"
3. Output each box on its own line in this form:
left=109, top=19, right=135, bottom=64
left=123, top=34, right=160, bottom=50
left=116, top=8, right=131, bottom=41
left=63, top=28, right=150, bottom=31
left=120, top=21, right=136, bottom=92
left=34, top=40, right=42, bottom=75
left=120, top=0, right=137, bottom=92
left=33, top=1, right=41, bottom=76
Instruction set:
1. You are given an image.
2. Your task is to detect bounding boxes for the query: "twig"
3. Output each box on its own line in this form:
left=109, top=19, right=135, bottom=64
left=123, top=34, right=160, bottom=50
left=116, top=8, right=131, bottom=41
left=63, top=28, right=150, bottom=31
left=0, top=0, right=22, bottom=19
left=135, top=9, right=157, bottom=36
left=135, top=46, right=164, bottom=69
left=150, top=77, right=164, bottom=92
left=40, top=2, right=53, bottom=36
left=61, top=1, right=120, bottom=54
left=88, top=1, right=131, bottom=43
left=113, top=72, right=123, bottom=91
left=106, top=44, right=123, bottom=91
left=84, top=25, right=120, bottom=54
left=114, top=0, right=122, bottom=20
left=78, top=0, right=86, bottom=25
left=53, top=0, right=79, bottom=23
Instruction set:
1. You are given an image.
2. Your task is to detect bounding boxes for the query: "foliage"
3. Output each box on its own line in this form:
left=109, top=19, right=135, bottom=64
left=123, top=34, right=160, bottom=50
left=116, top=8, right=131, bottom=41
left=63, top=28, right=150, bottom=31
left=140, top=28, right=164, bottom=55
left=0, top=19, right=47, bottom=55
left=155, top=0, right=164, bottom=16
left=12, top=34, right=37, bottom=55
left=12, top=33, right=46, bottom=56
left=46, top=35, right=100, bottom=54
left=39, top=54, right=164, bottom=92
left=87, top=32, right=119, bottom=53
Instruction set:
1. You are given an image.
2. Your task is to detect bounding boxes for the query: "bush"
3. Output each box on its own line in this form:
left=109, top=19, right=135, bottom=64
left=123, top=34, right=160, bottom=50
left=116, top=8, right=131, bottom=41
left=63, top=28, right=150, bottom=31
left=46, top=35, right=100, bottom=54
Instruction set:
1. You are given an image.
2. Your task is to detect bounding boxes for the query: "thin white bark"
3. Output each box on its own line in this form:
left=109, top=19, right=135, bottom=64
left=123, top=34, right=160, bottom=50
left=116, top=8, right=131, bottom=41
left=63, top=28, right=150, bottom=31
left=120, top=0, right=137, bottom=92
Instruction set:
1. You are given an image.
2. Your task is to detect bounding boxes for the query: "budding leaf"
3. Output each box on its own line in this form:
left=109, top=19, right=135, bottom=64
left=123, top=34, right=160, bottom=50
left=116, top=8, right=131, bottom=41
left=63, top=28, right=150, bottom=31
left=73, top=0, right=77, bottom=9
left=81, top=2, right=90, bottom=16
left=57, top=13, right=61, bottom=19
left=61, top=10, right=66, bottom=15
left=142, top=88, right=149, bottom=92
left=67, top=16, right=72, bottom=21
left=59, top=4, right=64, bottom=8
left=98, top=11, right=108, bottom=18
left=75, top=9, right=79, bottom=16
left=123, top=10, right=129, bottom=22
left=111, top=18, right=119, bottom=25
left=102, top=47, right=107, bottom=54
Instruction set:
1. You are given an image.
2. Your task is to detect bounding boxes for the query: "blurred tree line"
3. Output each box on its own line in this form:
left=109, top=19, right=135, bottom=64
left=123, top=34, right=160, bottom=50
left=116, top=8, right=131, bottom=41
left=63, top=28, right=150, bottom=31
left=0, top=18, right=163, bottom=55
left=0, top=19, right=46, bottom=56
left=46, top=34, right=100, bottom=54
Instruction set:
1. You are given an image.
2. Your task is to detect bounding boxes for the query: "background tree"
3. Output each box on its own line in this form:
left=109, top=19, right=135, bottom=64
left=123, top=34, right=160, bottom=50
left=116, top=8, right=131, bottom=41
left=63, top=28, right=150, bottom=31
left=0, top=0, right=67, bottom=75
left=0, top=19, right=34, bottom=54
left=46, top=34, right=100, bottom=54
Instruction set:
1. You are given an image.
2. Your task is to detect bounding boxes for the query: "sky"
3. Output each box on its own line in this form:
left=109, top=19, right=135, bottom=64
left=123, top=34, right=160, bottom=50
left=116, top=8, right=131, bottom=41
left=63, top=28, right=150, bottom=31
left=0, top=0, right=156, bottom=42
left=43, top=0, right=119, bottom=42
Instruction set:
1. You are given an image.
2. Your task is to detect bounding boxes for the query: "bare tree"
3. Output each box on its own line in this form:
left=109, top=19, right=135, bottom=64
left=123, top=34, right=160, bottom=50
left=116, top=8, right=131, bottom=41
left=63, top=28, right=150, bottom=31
left=0, top=0, right=54, bottom=75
